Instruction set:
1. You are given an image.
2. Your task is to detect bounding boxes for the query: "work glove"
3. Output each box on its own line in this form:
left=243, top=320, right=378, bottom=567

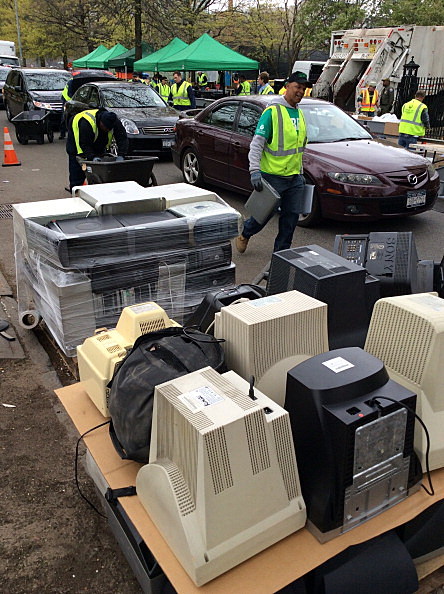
left=251, top=171, right=263, bottom=192
left=92, top=157, right=101, bottom=162
left=115, top=155, right=124, bottom=162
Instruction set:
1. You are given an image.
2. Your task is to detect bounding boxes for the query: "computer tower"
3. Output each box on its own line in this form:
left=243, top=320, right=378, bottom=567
left=285, top=347, right=422, bottom=542
left=267, top=245, right=378, bottom=348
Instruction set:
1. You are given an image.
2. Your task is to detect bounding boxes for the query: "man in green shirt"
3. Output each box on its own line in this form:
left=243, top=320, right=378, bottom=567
left=236, top=71, right=310, bottom=254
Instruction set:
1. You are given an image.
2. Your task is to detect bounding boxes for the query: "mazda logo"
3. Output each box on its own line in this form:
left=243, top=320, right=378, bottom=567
left=407, top=174, right=418, bottom=185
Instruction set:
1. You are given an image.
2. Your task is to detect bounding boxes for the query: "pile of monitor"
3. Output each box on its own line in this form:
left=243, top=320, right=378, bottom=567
left=77, top=229, right=444, bottom=586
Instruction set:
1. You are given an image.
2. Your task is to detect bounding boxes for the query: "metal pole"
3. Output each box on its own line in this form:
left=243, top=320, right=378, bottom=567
left=13, top=0, right=23, bottom=62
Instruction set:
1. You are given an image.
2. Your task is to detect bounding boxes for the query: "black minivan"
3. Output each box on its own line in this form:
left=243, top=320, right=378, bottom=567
left=3, top=67, right=71, bottom=128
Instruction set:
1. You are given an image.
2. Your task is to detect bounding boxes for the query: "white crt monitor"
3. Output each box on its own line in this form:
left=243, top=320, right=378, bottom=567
left=213, top=290, right=329, bottom=406
left=136, top=367, right=306, bottom=586
left=365, top=293, right=444, bottom=470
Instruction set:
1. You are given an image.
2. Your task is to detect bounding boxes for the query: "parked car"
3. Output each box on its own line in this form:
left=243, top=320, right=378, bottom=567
left=0, top=65, right=11, bottom=107
left=3, top=67, right=72, bottom=129
left=65, top=81, right=179, bottom=155
left=172, top=95, right=440, bottom=226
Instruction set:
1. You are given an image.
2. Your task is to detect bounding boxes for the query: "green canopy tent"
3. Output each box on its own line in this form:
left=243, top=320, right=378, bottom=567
left=107, top=42, right=153, bottom=69
left=86, top=43, right=128, bottom=69
left=133, top=37, right=188, bottom=72
left=155, top=33, right=258, bottom=72
left=72, top=45, right=108, bottom=69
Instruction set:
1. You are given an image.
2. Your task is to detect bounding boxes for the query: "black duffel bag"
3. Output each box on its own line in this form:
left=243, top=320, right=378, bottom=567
left=108, top=326, right=225, bottom=463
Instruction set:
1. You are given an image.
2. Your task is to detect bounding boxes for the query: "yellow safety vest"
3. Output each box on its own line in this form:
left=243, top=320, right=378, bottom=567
left=197, top=73, right=207, bottom=87
left=399, top=99, right=427, bottom=137
left=260, top=104, right=307, bottom=176
left=72, top=110, right=113, bottom=156
left=259, top=84, right=274, bottom=95
left=157, top=83, right=170, bottom=101
left=304, top=88, right=312, bottom=97
left=171, top=80, right=192, bottom=106
left=62, top=83, right=71, bottom=102
left=360, top=88, right=378, bottom=112
left=239, top=80, right=251, bottom=95
left=278, top=86, right=286, bottom=95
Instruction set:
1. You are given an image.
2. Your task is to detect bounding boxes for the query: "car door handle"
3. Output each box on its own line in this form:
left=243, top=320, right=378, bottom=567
left=197, top=129, right=204, bottom=135
left=233, top=140, right=241, bottom=147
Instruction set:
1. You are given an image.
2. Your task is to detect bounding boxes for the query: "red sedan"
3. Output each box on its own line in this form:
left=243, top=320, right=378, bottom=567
left=172, top=96, right=439, bottom=226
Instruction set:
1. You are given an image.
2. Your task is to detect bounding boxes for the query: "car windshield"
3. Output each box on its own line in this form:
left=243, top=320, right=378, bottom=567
left=25, top=72, right=71, bottom=91
left=300, top=104, right=372, bottom=143
left=0, top=69, right=9, bottom=81
left=101, top=85, right=166, bottom=109
left=0, top=57, right=19, bottom=66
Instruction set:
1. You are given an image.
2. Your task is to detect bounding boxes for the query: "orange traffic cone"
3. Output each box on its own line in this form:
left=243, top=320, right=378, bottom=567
left=2, top=127, right=21, bottom=167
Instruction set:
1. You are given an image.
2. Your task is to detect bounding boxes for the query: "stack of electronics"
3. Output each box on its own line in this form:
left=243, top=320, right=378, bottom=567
left=76, top=267, right=444, bottom=585
left=13, top=182, right=241, bottom=356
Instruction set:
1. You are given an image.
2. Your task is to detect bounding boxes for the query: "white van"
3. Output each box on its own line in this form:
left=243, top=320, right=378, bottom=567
left=292, top=60, right=325, bottom=84
left=0, top=40, right=19, bottom=66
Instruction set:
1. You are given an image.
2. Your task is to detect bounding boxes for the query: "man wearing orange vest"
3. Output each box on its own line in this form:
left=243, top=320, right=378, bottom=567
left=357, top=81, right=378, bottom=117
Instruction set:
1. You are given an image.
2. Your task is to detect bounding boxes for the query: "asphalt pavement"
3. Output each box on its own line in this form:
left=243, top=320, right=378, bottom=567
left=0, top=108, right=443, bottom=592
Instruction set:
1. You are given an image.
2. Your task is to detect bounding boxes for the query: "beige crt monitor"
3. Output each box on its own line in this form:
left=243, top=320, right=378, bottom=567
left=213, top=290, right=329, bottom=406
left=77, top=302, right=180, bottom=416
left=364, top=293, right=444, bottom=470
left=136, top=367, right=306, bottom=586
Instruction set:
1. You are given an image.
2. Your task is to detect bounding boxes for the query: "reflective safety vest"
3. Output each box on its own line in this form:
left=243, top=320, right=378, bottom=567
left=171, top=80, right=192, bottom=106
left=157, top=83, right=170, bottom=102
left=197, top=73, right=207, bottom=88
left=72, top=110, right=113, bottom=156
left=260, top=104, right=307, bottom=176
left=239, top=80, right=251, bottom=95
left=278, top=86, right=286, bottom=95
left=259, top=83, right=274, bottom=95
left=399, top=99, right=427, bottom=136
left=62, top=83, right=71, bottom=102
left=360, top=88, right=378, bottom=112
left=304, top=87, right=312, bottom=97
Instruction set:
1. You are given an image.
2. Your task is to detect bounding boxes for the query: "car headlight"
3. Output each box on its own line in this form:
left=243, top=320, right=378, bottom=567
left=328, top=172, right=382, bottom=185
left=120, top=117, right=139, bottom=135
left=33, top=100, right=54, bottom=110
left=427, top=162, right=436, bottom=177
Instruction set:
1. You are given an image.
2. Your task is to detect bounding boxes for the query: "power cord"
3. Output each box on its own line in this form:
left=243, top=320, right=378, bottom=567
left=75, top=420, right=111, bottom=518
left=369, top=396, right=434, bottom=496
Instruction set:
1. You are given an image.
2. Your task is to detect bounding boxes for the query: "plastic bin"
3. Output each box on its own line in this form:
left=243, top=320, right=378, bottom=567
left=11, top=111, right=54, bottom=145
left=81, top=156, right=158, bottom=187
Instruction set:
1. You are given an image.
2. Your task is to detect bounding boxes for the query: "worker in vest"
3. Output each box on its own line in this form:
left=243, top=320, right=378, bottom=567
left=235, top=74, right=251, bottom=96
left=278, top=80, right=287, bottom=95
left=398, top=90, right=430, bottom=150
left=196, top=71, right=208, bottom=90
left=169, top=71, right=196, bottom=111
left=257, top=71, right=274, bottom=95
left=156, top=76, right=171, bottom=102
left=357, top=81, right=379, bottom=116
left=65, top=108, right=128, bottom=191
left=304, top=87, right=312, bottom=97
left=59, top=78, right=75, bottom=140
left=236, top=71, right=310, bottom=254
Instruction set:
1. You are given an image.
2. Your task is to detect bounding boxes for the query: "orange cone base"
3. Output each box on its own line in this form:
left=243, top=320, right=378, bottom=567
left=2, top=161, right=21, bottom=167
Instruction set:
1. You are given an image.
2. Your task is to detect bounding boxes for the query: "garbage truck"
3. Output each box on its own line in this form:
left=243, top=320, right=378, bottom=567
left=313, top=25, right=444, bottom=112
left=0, top=40, right=19, bottom=66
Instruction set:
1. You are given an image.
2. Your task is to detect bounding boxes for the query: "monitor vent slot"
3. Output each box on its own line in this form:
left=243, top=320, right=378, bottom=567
left=272, top=416, right=300, bottom=500
left=366, top=302, right=432, bottom=385
left=106, top=344, right=122, bottom=354
left=96, top=333, right=111, bottom=341
left=205, top=428, right=234, bottom=495
left=200, top=368, right=257, bottom=410
left=306, top=265, right=331, bottom=277
left=159, top=459, right=195, bottom=516
left=244, top=411, right=270, bottom=474
left=139, top=318, right=167, bottom=334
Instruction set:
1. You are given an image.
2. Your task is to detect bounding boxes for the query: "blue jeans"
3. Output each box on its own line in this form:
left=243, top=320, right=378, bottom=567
left=242, top=172, right=305, bottom=252
left=398, top=133, right=418, bottom=150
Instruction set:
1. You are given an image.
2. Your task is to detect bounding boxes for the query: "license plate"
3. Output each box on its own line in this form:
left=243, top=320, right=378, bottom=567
left=162, top=139, right=174, bottom=148
left=406, top=190, right=426, bottom=208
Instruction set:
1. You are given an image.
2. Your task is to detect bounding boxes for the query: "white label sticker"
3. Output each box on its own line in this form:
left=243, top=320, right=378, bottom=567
left=250, top=296, right=282, bottom=307
left=130, top=303, right=159, bottom=313
left=178, top=386, right=224, bottom=413
left=408, top=294, right=444, bottom=311
left=322, top=357, right=354, bottom=373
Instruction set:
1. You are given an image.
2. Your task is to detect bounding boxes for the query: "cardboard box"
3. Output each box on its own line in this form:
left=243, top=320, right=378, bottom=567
left=383, top=122, right=400, bottom=136
left=56, top=382, right=444, bottom=594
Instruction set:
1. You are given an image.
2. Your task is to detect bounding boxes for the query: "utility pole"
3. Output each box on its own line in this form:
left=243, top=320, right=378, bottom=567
left=13, top=0, right=23, bottom=62
left=135, top=0, right=142, bottom=61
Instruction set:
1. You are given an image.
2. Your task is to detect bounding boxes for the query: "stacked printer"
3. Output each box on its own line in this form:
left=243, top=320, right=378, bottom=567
left=13, top=182, right=241, bottom=356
